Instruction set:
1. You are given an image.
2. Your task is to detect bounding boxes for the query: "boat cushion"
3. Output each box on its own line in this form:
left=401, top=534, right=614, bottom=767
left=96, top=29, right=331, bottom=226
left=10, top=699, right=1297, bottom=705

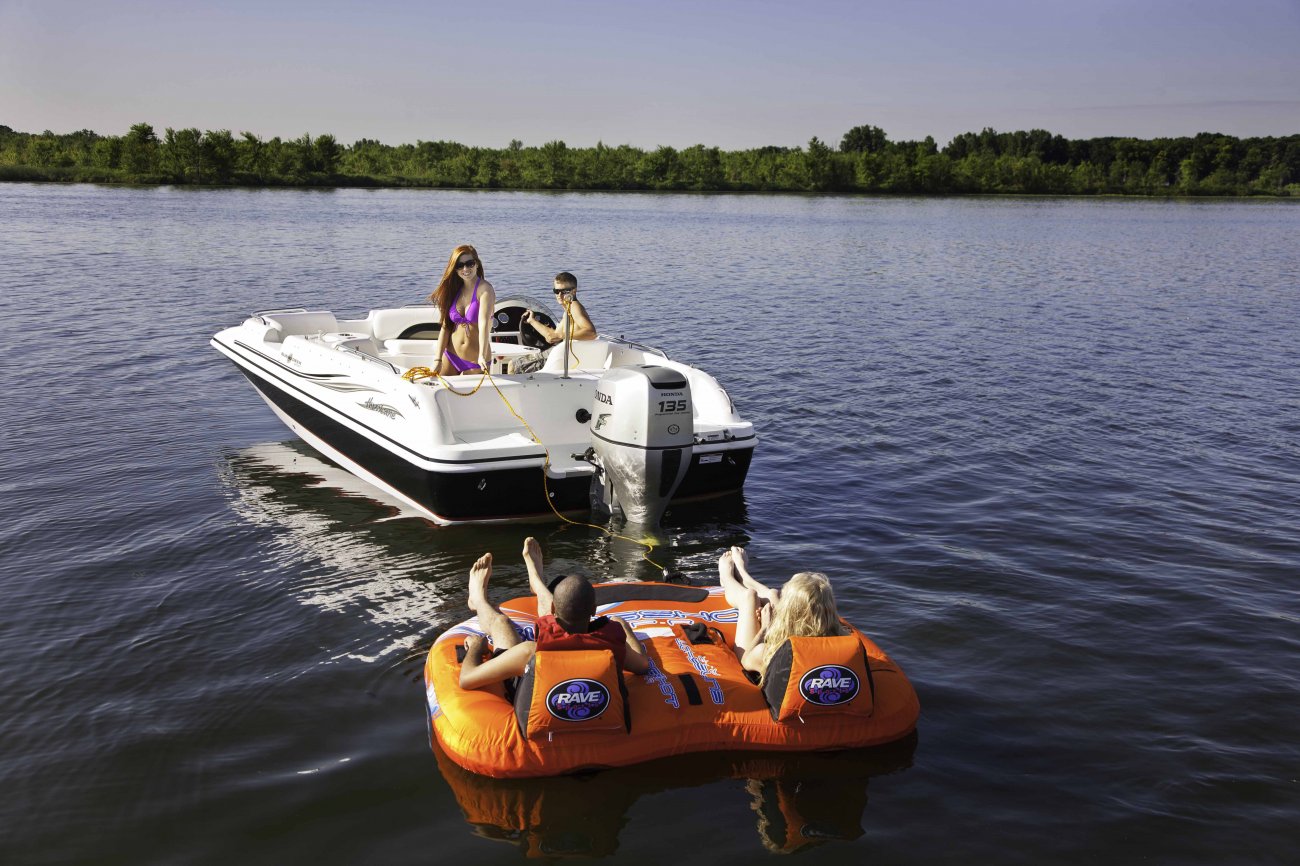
left=541, top=338, right=612, bottom=372
left=368, top=307, right=443, bottom=341
left=762, top=635, right=876, bottom=723
left=262, top=310, right=339, bottom=339
left=513, top=649, right=630, bottom=740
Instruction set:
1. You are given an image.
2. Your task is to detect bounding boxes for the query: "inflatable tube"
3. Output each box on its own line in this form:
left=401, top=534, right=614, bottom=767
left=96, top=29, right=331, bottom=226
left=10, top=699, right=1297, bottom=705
left=425, top=582, right=920, bottom=778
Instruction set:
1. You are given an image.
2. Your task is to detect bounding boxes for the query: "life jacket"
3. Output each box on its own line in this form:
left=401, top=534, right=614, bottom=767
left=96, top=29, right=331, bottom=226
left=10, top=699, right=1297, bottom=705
left=514, top=616, right=630, bottom=739
left=761, top=635, right=876, bottom=723
left=535, top=615, right=628, bottom=669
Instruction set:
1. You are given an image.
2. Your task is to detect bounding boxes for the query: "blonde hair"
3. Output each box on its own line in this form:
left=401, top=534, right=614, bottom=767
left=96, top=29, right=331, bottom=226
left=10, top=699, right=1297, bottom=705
left=429, top=244, right=483, bottom=329
left=759, top=572, right=847, bottom=683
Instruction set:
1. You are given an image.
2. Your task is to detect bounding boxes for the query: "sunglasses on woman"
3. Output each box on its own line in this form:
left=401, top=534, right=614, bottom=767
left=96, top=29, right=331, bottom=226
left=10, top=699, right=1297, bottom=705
left=456, top=258, right=477, bottom=270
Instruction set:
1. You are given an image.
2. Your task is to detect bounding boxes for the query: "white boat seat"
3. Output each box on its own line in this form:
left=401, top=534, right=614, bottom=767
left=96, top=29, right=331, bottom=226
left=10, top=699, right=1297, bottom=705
left=261, top=310, right=339, bottom=340
left=367, top=307, right=443, bottom=341
left=541, top=338, right=612, bottom=372
left=384, top=338, right=441, bottom=357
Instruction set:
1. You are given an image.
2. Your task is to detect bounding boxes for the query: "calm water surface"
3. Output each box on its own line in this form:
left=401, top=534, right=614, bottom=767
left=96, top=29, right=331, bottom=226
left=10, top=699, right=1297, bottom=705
left=1, top=184, right=1298, bottom=864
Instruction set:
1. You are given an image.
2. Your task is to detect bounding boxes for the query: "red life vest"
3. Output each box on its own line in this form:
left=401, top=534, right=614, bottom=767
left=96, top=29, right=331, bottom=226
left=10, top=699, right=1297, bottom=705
left=535, top=614, right=627, bottom=669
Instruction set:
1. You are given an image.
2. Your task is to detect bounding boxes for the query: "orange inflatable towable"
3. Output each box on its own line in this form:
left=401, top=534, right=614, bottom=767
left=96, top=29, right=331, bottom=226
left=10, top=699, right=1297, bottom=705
left=424, top=582, right=920, bottom=779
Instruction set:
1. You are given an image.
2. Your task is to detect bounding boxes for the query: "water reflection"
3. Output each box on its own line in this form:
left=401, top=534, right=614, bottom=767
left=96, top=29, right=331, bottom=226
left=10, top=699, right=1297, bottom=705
left=217, top=442, right=758, bottom=660
left=218, top=441, right=456, bottom=661
left=219, top=439, right=756, bottom=583
left=432, top=734, right=917, bottom=857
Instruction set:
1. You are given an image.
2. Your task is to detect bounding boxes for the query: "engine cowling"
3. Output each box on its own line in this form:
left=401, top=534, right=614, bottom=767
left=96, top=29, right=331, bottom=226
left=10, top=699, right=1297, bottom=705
left=589, top=365, right=694, bottom=525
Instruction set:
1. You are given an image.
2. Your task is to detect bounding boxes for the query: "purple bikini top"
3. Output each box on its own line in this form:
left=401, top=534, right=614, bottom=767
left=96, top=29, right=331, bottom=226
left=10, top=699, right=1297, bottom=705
left=448, top=277, right=480, bottom=326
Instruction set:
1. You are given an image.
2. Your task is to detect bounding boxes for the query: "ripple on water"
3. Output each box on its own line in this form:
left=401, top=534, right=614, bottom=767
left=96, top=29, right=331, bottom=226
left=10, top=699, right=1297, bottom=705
left=2, top=188, right=1299, bottom=864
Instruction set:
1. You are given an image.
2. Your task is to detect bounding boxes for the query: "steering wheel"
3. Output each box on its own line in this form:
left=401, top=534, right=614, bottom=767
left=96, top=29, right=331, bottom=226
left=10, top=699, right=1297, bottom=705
left=516, top=309, right=557, bottom=350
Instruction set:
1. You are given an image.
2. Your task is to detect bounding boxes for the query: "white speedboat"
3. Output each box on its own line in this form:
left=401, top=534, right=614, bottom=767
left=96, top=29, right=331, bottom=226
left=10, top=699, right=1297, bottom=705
left=210, top=299, right=755, bottom=525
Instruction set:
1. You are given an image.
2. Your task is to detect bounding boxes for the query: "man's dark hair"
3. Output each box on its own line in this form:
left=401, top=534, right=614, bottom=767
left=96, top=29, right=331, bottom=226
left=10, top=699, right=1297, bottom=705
left=554, top=271, right=577, bottom=289
left=551, top=575, right=596, bottom=631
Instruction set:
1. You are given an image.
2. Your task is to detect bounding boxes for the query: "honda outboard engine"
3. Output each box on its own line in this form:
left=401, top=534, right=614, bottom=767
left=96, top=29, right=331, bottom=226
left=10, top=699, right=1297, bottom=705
left=589, top=365, right=694, bottom=525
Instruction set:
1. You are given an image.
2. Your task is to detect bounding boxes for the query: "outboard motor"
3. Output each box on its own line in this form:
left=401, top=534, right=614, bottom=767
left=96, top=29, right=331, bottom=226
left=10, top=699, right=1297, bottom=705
left=588, top=365, right=694, bottom=525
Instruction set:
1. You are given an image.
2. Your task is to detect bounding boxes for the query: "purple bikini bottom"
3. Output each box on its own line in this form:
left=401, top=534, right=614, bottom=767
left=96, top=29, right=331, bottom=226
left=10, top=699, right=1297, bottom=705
left=444, top=348, right=482, bottom=373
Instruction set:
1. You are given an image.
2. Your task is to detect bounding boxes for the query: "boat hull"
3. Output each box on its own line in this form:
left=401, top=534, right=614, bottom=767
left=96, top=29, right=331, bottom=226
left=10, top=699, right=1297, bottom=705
left=215, top=331, right=754, bottom=524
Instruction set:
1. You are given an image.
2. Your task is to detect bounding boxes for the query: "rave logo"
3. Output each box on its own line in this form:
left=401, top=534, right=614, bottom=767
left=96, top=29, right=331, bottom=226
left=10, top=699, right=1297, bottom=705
left=798, top=665, right=859, bottom=706
left=545, top=678, right=611, bottom=721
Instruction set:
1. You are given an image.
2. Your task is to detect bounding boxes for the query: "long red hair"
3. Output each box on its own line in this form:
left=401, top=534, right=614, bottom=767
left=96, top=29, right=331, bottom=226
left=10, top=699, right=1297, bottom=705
left=429, top=244, right=484, bottom=328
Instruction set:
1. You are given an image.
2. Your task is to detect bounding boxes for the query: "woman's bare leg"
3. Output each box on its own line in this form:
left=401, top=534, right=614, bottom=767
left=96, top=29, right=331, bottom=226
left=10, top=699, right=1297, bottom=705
left=730, top=546, right=781, bottom=605
left=720, top=551, right=762, bottom=653
left=733, top=586, right=762, bottom=654
left=466, top=552, right=521, bottom=649
left=718, top=551, right=749, bottom=608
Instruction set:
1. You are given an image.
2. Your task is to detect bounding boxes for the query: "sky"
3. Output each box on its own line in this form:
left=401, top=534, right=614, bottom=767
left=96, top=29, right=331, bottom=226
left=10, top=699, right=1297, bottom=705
left=1, top=0, right=1298, bottom=149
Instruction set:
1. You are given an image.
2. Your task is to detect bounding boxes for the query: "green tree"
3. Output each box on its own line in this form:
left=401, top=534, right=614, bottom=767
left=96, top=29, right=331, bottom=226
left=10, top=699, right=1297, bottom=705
left=236, top=132, right=267, bottom=178
left=314, top=134, right=341, bottom=175
left=680, top=144, right=724, bottom=189
left=92, top=137, right=122, bottom=170
left=638, top=145, right=681, bottom=189
left=161, top=127, right=204, bottom=181
left=840, top=124, right=888, bottom=154
left=539, top=139, right=570, bottom=187
left=122, top=122, right=159, bottom=175
left=27, top=136, right=58, bottom=167
left=805, top=136, right=833, bottom=190
left=204, top=129, right=236, bottom=182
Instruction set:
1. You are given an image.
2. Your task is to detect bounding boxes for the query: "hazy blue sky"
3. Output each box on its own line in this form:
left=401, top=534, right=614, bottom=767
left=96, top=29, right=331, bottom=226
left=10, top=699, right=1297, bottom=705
left=2, top=0, right=1297, bottom=148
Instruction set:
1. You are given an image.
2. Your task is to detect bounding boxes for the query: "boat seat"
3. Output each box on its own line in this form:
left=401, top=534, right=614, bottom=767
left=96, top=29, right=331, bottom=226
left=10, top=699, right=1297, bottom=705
left=261, top=310, right=339, bottom=341
left=541, top=338, right=612, bottom=372
left=367, top=306, right=443, bottom=341
left=383, top=339, right=441, bottom=358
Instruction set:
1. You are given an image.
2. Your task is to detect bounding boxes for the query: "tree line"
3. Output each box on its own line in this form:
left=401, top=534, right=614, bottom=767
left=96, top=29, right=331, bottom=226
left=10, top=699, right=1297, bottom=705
left=1, top=121, right=1297, bottom=196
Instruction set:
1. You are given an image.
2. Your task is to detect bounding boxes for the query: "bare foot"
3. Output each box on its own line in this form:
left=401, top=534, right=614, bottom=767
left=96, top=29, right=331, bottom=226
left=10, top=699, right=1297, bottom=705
left=467, top=552, right=493, bottom=612
left=719, top=551, right=752, bottom=609
left=718, top=549, right=736, bottom=581
left=731, top=546, right=778, bottom=604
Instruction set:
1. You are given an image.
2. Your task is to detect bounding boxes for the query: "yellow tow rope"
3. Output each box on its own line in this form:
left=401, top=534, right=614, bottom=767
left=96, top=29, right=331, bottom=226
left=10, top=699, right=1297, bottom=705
left=403, top=334, right=667, bottom=572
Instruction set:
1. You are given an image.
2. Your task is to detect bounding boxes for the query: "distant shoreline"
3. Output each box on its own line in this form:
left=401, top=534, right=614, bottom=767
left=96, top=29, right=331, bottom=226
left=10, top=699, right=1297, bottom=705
left=3, top=122, right=1297, bottom=197
left=5, top=174, right=1299, bottom=204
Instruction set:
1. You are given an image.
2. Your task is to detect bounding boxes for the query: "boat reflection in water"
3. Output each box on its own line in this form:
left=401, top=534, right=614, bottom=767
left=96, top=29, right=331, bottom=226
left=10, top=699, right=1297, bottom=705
left=431, top=732, right=917, bottom=857
left=218, top=441, right=458, bottom=662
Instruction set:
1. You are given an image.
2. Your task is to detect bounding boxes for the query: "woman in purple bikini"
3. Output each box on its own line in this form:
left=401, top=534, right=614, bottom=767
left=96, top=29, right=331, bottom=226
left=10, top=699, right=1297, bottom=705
left=431, top=244, right=497, bottom=375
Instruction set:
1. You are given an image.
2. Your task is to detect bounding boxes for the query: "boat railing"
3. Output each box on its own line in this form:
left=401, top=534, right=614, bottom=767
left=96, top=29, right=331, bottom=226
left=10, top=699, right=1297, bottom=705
left=251, top=307, right=309, bottom=324
left=341, top=346, right=401, bottom=375
left=607, top=335, right=668, bottom=358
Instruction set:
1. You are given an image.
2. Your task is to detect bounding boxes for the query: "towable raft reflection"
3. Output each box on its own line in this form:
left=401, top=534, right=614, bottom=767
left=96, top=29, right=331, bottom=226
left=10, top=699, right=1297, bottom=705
left=432, top=732, right=917, bottom=857
left=424, top=583, right=920, bottom=779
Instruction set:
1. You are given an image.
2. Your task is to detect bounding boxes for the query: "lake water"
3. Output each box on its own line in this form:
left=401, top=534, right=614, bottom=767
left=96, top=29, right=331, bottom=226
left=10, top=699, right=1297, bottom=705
left=2, top=183, right=1298, bottom=864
